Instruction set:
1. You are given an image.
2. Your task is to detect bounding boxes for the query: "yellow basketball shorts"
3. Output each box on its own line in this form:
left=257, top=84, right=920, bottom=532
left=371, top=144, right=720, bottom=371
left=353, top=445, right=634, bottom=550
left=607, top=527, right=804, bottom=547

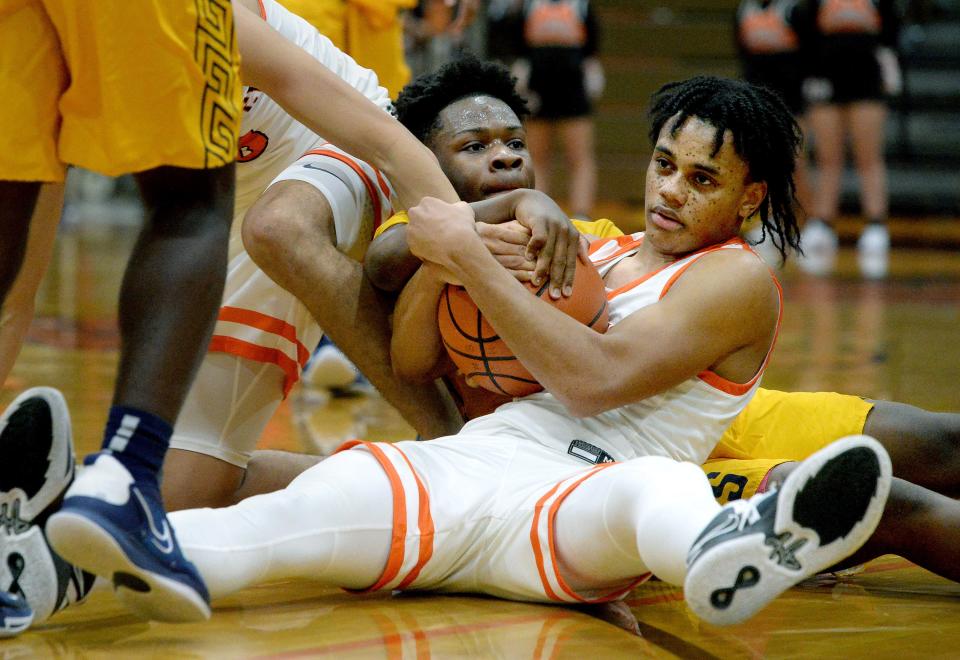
left=702, top=389, right=874, bottom=503
left=0, top=0, right=241, bottom=181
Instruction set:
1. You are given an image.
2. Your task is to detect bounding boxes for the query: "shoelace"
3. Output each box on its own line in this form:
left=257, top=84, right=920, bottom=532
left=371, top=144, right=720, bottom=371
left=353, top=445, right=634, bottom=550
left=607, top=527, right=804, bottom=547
left=0, top=501, right=29, bottom=535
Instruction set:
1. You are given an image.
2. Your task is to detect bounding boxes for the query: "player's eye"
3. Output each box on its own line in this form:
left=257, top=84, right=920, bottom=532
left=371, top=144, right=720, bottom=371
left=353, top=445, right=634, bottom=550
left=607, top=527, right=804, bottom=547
left=508, top=139, right=526, bottom=150
left=655, top=157, right=672, bottom=170
left=693, top=173, right=715, bottom=186
left=462, top=142, right=485, bottom=152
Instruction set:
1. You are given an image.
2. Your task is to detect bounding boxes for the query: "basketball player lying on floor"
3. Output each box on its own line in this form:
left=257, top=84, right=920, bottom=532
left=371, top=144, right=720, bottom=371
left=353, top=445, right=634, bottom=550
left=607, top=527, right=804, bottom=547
left=365, top=58, right=960, bottom=583
left=47, top=76, right=897, bottom=628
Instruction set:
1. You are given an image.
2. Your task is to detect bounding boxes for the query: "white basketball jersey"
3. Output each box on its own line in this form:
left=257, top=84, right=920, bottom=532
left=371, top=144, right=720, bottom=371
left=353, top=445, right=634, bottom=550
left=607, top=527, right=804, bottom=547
left=493, top=233, right=783, bottom=466
left=234, top=0, right=393, bottom=219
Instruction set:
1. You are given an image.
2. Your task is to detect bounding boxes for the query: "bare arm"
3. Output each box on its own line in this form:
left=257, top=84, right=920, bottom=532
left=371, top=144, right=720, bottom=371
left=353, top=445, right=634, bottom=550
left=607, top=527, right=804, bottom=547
left=407, top=198, right=779, bottom=417
left=390, top=263, right=452, bottom=383
left=233, top=2, right=458, bottom=208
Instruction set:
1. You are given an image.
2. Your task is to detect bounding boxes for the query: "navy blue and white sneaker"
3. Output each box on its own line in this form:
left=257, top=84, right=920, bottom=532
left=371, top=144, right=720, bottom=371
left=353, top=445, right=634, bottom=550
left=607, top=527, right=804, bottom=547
left=0, top=387, right=95, bottom=632
left=46, top=453, right=210, bottom=623
left=684, top=435, right=892, bottom=626
left=0, top=590, right=33, bottom=638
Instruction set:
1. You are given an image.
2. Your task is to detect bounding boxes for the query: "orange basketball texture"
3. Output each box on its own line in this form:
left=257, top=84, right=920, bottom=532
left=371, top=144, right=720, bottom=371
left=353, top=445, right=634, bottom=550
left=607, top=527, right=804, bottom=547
left=437, top=256, right=610, bottom=397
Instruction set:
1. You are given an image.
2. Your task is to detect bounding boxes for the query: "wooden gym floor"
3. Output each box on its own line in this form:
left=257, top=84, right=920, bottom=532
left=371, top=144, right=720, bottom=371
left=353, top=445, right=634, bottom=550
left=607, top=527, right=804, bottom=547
left=2, top=217, right=959, bottom=658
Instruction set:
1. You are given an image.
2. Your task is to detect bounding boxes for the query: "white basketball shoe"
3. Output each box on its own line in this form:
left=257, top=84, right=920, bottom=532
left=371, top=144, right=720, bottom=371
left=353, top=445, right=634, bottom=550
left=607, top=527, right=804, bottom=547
left=684, top=435, right=891, bottom=626
left=0, top=388, right=95, bottom=633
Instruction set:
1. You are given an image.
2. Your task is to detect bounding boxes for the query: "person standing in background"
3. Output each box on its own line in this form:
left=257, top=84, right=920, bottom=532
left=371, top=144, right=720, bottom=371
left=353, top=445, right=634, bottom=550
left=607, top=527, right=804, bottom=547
left=735, top=0, right=811, bottom=264
left=279, top=0, right=416, bottom=98
left=513, top=0, right=603, bottom=220
left=798, top=0, right=902, bottom=279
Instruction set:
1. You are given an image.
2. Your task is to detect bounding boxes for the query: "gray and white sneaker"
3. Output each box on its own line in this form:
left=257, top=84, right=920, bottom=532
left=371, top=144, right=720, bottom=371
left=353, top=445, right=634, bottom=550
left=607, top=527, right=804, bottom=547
left=0, top=388, right=95, bottom=630
left=684, top=435, right=891, bottom=626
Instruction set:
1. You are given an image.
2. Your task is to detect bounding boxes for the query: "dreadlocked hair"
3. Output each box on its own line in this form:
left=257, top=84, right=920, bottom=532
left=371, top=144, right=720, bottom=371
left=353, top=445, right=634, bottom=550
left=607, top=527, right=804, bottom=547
left=396, top=54, right=529, bottom=143
left=648, top=76, right=802, bottom=262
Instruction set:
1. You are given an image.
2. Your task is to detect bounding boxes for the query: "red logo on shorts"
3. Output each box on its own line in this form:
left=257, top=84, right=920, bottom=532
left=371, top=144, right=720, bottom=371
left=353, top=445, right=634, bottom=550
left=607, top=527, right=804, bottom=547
left=238, top=130, right=269, bottom=162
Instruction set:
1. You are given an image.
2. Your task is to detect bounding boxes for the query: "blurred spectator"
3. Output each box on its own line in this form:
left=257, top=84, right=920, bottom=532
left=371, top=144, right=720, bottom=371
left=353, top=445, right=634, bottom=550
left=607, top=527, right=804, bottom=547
left=511, top=0, right=603, bottom=219
left=405, top=0, right=482, bottom=78
left=735, top=0, right=811, bottom=265
left=798, top=0, right=902, bottom=279
left=280, top=0, right=417, bottom=98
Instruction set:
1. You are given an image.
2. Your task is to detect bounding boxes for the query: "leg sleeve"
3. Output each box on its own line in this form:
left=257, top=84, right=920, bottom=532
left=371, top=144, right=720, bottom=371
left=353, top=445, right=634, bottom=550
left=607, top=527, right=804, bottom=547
left=554, top=457, right=720, bottom=589
left=169, top=448, right=392, bottom=598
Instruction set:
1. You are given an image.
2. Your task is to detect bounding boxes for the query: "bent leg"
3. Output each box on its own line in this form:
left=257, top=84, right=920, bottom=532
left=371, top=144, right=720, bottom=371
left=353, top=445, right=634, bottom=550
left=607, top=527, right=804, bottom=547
left=0, top=183, right=63, bottom=385
left=163, top=352, right=286, bottom=510
left=0, top=181, right=41, bottom=308
left=119, top=164, right=234, bottom=420
left=242, top=178, right=461, bottom=438
left=171, top=448, right=392, bottom=599
left=864, top=400, right=960, bottom=496
left=554, top=458, right=719, bottom=589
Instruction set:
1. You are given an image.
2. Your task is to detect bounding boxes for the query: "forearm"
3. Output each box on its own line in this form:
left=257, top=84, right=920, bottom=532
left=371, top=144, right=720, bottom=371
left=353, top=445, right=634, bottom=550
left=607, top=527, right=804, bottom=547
left=234, top=5, right=458, bottom=208
left=364, top=225, right=422, bottom=292
left=391, top=265, right=450, bottom=383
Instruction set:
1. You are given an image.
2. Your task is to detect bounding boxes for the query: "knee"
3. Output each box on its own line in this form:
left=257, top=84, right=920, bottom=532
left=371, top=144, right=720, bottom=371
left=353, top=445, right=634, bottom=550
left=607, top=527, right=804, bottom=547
left=241, top=195, right=293, bottom=267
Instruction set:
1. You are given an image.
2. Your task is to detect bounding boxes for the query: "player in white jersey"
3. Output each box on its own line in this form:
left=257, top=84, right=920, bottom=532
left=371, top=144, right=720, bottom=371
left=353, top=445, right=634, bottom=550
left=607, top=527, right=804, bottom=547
left=162, top=0, right=464, bottom=510
left=152, top=76, right=890, bottom=628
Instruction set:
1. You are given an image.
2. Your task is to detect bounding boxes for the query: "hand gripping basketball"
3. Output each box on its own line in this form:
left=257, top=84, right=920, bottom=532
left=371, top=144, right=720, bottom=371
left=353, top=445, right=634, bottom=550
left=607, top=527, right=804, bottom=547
left=437, top=255, right=609, bottom=397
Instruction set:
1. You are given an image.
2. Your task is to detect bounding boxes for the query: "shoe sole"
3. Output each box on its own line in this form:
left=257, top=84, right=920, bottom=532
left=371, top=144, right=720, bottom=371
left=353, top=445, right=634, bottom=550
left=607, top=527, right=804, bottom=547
left=46, top=512, right=210, bottom=623
left=0, top=387, right=74, bottom=522
left=0, top=610, right=33, bottom=638
left=685, top=435, right=891, bottom=626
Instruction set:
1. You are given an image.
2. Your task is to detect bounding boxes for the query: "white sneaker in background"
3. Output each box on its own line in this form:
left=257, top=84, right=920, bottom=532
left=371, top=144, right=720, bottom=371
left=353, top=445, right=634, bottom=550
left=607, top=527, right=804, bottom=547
left=857, top=224, right=890, bottom=280
left=797, top=220, right=838, bottom=276
left=303, top=339, right=358, bottom=391
left=743, top=225, right=785, bottom=268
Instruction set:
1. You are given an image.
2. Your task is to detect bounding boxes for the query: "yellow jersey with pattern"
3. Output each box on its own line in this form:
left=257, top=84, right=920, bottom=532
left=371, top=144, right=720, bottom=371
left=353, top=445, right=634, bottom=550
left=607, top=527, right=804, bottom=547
left=0, top=0, right=241, bottom=181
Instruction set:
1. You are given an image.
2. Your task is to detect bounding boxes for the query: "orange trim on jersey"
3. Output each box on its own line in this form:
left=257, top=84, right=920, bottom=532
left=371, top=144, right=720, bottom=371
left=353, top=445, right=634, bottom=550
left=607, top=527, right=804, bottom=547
left=217, top=306, right=310, bottom=367
left=257, top=0, right=267, bottom=19
left=530, top=482, right=566, bottom=602
left=394, top=446, right=435, bottom=589
left=544, top=465, right=653, bottom=603
left=208, top=336, right=301, bottom=397
left=337, top=441, right=408, bottom=594
left=302, top=148, right=384, bottom=229
left=657, top=238, right=749, bottom=301
left=647, top=238, right=783, bottom=395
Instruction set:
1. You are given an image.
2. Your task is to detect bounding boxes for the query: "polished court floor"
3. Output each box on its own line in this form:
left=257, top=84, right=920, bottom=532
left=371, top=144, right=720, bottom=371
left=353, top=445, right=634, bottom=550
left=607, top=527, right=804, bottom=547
left=2, top=220, right=959, bottom=658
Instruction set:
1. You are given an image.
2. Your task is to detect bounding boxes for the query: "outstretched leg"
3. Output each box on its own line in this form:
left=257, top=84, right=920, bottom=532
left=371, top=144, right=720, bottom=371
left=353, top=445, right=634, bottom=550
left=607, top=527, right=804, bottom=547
left=171, top=448, right=392, bottom=598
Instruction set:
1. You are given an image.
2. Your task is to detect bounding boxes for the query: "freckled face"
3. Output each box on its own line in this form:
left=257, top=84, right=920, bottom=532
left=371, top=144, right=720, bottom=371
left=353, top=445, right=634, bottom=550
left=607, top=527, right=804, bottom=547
left=426, top=95, right=534, bottom=203
left=644, top=115, right=766, bottom=256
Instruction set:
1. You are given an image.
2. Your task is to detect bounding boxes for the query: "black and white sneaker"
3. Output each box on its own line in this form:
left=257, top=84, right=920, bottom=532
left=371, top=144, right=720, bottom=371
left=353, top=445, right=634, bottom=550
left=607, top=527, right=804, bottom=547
left=684, top=434, right=892, bottom=627
left=0, top=388, right=95, bottom=630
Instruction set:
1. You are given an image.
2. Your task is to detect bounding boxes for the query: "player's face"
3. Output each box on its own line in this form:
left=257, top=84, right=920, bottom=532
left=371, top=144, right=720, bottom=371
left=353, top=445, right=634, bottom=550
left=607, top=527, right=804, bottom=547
left=427, top=95, right=534, bottom=203
left=644, top=115, right=766, bottom=256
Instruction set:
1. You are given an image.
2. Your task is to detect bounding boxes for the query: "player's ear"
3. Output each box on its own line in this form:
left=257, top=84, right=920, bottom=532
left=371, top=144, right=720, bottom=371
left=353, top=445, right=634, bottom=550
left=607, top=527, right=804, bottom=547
left=739, top=180, right=767, bottom=220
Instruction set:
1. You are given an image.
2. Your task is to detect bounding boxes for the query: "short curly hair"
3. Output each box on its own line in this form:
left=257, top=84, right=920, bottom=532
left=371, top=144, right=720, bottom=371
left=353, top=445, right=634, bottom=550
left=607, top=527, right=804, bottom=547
left=649, top=76, right=803, bottom=262
left=396, top=54, right=529, bottom=144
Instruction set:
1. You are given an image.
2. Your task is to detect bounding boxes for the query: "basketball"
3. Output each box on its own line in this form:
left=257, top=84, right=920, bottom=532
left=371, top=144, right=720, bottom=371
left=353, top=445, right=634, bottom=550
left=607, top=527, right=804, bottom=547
left=437, top=256, right=610, bottom=397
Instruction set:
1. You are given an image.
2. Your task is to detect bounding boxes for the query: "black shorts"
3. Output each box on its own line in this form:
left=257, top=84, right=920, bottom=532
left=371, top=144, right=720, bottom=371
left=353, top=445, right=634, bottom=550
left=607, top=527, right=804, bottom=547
left=743, top=55, right=805, bottom=115
left=806, top=51, right=885, bottom=106
left=528, top=50, right=592, bottom=120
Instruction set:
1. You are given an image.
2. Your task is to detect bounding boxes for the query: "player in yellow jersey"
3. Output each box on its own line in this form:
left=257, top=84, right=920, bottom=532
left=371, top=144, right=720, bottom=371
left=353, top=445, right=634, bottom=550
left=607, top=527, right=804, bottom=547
left=0, top=0, right=243, bottom=626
